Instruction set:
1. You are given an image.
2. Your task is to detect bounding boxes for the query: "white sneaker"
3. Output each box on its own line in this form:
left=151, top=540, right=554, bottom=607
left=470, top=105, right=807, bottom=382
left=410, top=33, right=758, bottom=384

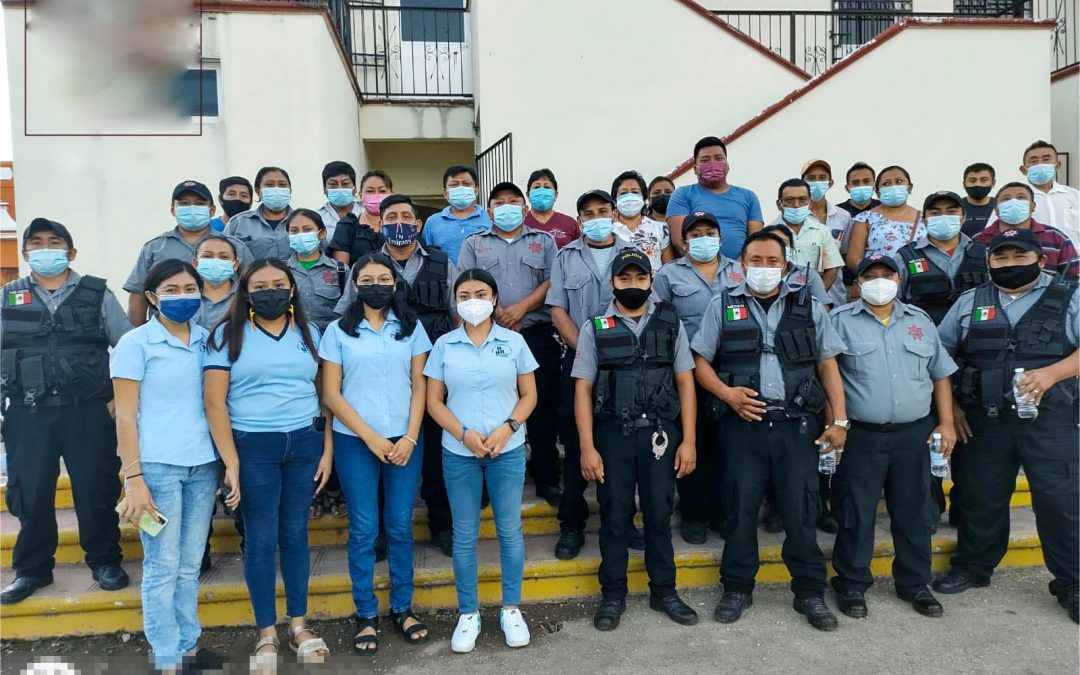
left=451, top=612, right=481, bottom=653
left=500, top=608, right=531, bottom=648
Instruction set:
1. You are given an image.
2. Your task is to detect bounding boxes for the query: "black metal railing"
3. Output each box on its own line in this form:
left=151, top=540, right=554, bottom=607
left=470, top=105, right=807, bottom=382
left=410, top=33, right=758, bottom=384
left=476, top=133, right=513, bottom=200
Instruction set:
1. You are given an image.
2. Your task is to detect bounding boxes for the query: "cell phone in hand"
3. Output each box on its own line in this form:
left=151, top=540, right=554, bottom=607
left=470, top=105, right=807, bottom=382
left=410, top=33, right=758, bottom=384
left=115, top=500, right=168, bottom=537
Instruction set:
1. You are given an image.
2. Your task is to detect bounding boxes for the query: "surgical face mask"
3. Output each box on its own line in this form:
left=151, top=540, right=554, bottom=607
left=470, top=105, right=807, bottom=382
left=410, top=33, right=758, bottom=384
left=964, top=185, right=992, bottom=201
left=197, top=258, right=235, bottom=285
left=457, top=298, right=494, bottom=326
left=221, top=199, right=250, bottom=218
left=990, top=261, right=1041, bottom=290
left=687, top=236, right=720, bottom=262
left=849, top=185, right=874, bottom=204
left=745, top=266, right=783, bottom=293
left=27, top=248, right=70, bottom=277
left=288, top=232, right=321, bottom=255
left=697, top=160, right=728, bottom=187
left=783, top=205, right=810, bottom=225
left=492, top=204, right=525, bottom=232
left=176, top=205, right=211, bottom=231
left=249, top=288, right=292, bottom=320
left=859, top=277, right=898, bottom=306
left=363, top=192, right=390, bottom=216
left=156, top=293, right=202, bottom=323
left=807, top=181, right=830, bottom=201
left=382, top=222, right=419, bottom=247
left=447, top=186, right=477, bottom=210
left=878, top=185, right=909, bottom=207
left=261, top=187, right=291, bottom=211
left=616, top=193, right=645, bottom=218
left=582, top=217, right=614, bottom=242
left=1025, top=163, right=1056, bottom=186
left=327, top=188, right=355, bottom=208
left=926, top=214, right=962, bottom=241
left=998, top=199, right=1031, bottom=225
left=529, top=187, right=556, bottom=212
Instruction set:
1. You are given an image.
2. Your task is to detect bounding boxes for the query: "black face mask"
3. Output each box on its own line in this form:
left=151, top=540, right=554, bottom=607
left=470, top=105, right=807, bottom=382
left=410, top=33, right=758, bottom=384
left=249, top=288, right=292, bottom=320
left=221, top=199, right=251, bottom=218
left=650, top=194, right=671, bottom=216
left=613, top=286, right=650, bottom=310
left=964, top=185, right=993, bottom=201
left=989, top=262, right=1041, bottom=290
left=357, top=284, right=394, bottom=309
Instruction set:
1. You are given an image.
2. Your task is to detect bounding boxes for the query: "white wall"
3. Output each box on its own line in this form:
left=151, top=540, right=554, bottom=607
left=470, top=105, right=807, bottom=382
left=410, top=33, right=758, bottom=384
left=1051, top=68, right=1079, bottom=188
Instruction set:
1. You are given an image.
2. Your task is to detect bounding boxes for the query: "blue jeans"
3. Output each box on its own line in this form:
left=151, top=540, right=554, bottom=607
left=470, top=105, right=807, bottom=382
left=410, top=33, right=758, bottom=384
left=334, top=431, right=424, bottom=617
left=235, top=425, right=323, bottom=628
left=443, top=446, right=526, bottom=613
left=139, top=461, right=219, bottom=670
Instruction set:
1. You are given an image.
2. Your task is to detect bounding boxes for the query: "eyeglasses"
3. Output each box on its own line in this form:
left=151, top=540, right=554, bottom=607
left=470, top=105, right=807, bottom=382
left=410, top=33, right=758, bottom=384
left=357, top=275, right=395, bottom=287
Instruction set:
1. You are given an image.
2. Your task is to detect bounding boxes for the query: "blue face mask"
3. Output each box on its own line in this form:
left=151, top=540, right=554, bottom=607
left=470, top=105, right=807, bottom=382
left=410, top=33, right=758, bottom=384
left=807, top=181, right=830, bottom=201
left=529, top=187, right=556, bottom=212
left=27, top=248, right=70, bottom=277
left=261, top=187, right=291, bottom=211
left=156, top=293, right=202, bottom=324
left=327, top=188, right=355, bottom=208
left=687, top=236, right=720, bottom=262
left=849, top=185, right=874, bottom=203
left=447, top=186, right=477, bottom=210
left=783, top=205, right=810, bottom=225
left=1026, top=163, right=1056, bottom=186
left=492, top=204, right=524, bottom=232
left=288, top=231, right=321, bottom=255
left=616, top=193, right=645, bottom=218
left=582, top=217, right=614, bottom=242
left=879, top=185, right=909, bottom=207
left=197, top=258, right=235, bottom=285
left=382, top=222, right=419, bottom=246
left=176, top=205, right=211, bottom=231
left=926, top=214, right=962, bottom=241
left=998, top=198, right=1031, bottom=225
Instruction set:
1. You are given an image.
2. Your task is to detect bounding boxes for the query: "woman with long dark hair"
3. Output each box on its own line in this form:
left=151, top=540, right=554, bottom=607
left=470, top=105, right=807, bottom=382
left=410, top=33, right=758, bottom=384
left=204, top=258, right=333, bottom=663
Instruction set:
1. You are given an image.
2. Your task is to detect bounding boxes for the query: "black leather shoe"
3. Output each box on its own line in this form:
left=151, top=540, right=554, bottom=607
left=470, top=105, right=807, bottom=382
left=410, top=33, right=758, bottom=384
left=0, top=575, right=53, bottom=605
left=836, top=589, right=868, bottom=618
left=536, top=484, right=562, bottom=507
left=649, top=593, right=699, bottom=626
left=681, top=522, right=708, bottom=545
left=816, top=511, right=839, bottom=534
left=555, top=530, right=585, bottom=560
left=628, top=528, right=645, bottom=551
left=1054, top=587, right=1079, bottom=624
left=932, top=569, right=990, bottom=595
left=432, top=530, right=453, bottom=558
left=793, top=597, right=838, bottom=631
left=763, top=510, right=784, bottom=533
left=713, top=591, right=752, bottom=623
left=593, top=598, right=626, bottom=631
left=92, top=564, right=129, bottom=591
left=898, top=587, right=943, bottom=617
left=374, top=533, right=388, bottom=563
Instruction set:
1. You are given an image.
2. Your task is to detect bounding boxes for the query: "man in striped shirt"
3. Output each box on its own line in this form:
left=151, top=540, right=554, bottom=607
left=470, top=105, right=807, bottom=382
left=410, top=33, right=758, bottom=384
left=972, top=182, right=1079, bottom=280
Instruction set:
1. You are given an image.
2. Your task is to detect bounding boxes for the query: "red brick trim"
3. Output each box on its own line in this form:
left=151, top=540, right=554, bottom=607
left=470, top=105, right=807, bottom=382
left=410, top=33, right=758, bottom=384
left=1051, top=62, right=1079, bottom=82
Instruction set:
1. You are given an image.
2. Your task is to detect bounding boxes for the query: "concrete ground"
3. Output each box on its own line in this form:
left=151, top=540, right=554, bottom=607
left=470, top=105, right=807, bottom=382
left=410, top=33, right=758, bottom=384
left=1, top=567, right=1076, bottom=674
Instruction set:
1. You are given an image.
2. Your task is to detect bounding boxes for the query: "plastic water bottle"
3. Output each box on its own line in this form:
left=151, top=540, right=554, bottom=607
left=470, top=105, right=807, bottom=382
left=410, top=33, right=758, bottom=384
left=929, top=433, right=948, bottom=478
left=0, top=448, right=7, bottom=488
left=1012, top=368, right=1039, bottom=420
left=818, top=442, right=836, bottom=475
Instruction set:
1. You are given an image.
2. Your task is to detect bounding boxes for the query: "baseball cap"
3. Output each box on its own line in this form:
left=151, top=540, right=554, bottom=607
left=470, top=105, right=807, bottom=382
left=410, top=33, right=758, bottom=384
left=172, top=180, right=213, bottom=202
left=610, top=248, right=652, bottom=277
left=800, top=159, right=832, bottom=177
left=988, top=228, right=1041, bottom=255
left=856, top=253, right=900, bottom=276
left=488, top=181, right=524, bottom=202
left=23, top=217, right=74, bottom=249
left=922, top=190, right=964, bottom=212
left=681, top=210, right=720, bottom=236
left=576, top=189, right=615, bottom=213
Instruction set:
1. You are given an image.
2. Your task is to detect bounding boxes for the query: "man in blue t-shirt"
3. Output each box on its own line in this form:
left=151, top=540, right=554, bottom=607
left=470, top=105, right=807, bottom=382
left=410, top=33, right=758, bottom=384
left=421, top=165, right=492, bottom=265
left=667, top=136, right=764, bottom=260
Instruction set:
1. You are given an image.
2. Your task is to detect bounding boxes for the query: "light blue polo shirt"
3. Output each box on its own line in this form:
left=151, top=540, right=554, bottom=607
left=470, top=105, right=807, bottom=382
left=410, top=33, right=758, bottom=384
left=109, top=317, right=216, bottom=466
left=204, top=321, right=322, bottom=433
left=421, top=206, right=491, bottom=265
left=320, top=313, right=433, bottom=438
left=423, top=323, right=538, bottom=456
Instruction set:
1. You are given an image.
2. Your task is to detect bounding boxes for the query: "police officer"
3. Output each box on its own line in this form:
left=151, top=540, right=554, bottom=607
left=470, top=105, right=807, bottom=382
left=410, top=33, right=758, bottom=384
left=284, top=208, right=347, bottom=332
left=574, top=249, right=699, bottom=630
left=458, top=182, right=561, bottom=505
left=654, top=211, right=726, bottom=544
left=933, top=229, right=1080, bottom=624
left=692, top=230, right=848, bottom=631
left=546, top=189, right=638, bottom=560
left=829, top=253, right=957, bottom=619
left=1, top=219, right=133, bottom=604
left=224, top=166, right=295, bottom=261
left=125, top=180, right=252, bottom=326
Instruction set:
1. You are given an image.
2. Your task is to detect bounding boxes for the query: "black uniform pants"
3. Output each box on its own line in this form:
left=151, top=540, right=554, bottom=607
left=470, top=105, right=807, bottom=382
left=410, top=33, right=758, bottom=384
left=420, top=413, right=452, bottom=537
left=2, top=401, right=122, bottom=578
left=676, top=386, right=722, bottom=526
left=522, top=323, right=562, bottom=489
left=557, top=349, right=590, bottom=533
left=719, top=416, right=827, bottom=598
left=595, top=419, right=678, bottom=600
left=831, top=418, right=935, bottom=594
left=952, top=408, right=1079, bottom=591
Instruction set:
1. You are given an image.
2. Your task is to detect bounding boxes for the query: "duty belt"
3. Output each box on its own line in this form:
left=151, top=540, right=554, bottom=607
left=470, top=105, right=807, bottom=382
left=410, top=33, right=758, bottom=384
left=7, top=394, right=85, bottom=410
left=851, top=416, right=930, bottom=433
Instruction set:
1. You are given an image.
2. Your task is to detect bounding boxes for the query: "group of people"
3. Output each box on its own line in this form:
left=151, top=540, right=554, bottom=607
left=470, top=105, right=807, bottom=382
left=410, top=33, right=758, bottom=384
left=1, top=134, right=1077, bottom=670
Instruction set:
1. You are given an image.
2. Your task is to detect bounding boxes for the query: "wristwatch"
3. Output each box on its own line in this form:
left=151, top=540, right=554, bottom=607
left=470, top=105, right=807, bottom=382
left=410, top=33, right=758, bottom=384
left=831, top=419, right=851, bottom=430
left=504, top=418, right=522, bottom=432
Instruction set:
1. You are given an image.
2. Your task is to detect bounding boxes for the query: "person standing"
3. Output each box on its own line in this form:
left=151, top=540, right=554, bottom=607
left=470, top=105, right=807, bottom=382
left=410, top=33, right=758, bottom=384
left=575, top=249, right=699, bottom=631
left=1016, top=140, right=1079, bottom=245
left=523, top=168, right=581, bottom=249
left=210, top=176, right=253, bottom=232
left=972, top=183, right=1079, bottom=279
left=829, top=254, right=956, bottom=620
left=845, top=166, right=927, bottom=269
left=421, top=166, right=491, bottom=265
left=315, top=161, right=364, bottom=241
left=0, top=218, right=131, bottom=604
left=225, top=166, right=295, bottom=261
left=284, top=209, right=347, bottom=332
left=959, top=163, right=997, bottom=237
left=772, top=178, right=845, bottom=291
left=610, top=170, right=673, bottom=269
left=327, top=170, right=393, bottom=266
left=192, top=234, right=241, bottom=331
left=647, top=176, right=677, bottom=224
left=837, top=162, right=880, bottom=218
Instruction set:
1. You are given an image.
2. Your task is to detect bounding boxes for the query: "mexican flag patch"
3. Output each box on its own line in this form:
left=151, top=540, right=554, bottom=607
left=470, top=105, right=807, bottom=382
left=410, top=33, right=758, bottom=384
left=907, top=258, right=930, bottom=274
left=593, top=316, right=616, bottom=330
left=6, top=290, right=31, bottom=306
left=973, top=305, right=997, bottom=322
left=725, top=305, right=748, bottom=321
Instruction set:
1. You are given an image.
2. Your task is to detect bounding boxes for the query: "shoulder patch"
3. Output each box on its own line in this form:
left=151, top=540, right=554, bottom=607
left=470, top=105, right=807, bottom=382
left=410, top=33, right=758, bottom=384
left=973, top=305, right=997, bottom=322
left=724, top=304, right=748, bottom=321
left=593, top=316, right=616, bottom=330
left=6, top=289, right=32, bottom=306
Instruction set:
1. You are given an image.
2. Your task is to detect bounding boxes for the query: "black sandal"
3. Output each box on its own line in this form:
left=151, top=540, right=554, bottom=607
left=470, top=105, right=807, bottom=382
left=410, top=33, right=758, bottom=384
left=353, top=615, right=378, bottom=655
left=390, top=608, right=429, bottom=646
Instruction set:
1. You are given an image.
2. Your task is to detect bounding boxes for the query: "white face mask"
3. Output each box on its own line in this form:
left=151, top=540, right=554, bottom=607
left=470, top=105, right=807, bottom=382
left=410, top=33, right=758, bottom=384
left=860, top=277, right=899, bottom=306
left=745, top=266, right=783, bottom=293
left=457, top=298, right=494, bottom=326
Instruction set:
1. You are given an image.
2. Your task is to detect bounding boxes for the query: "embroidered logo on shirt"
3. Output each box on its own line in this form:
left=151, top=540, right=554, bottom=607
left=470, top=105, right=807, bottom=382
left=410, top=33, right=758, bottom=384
left=725, top=305, right=748, bottom=321
left=728, top=270, right=743, bottom=284
left=6, top=290, right=31, bottom=306
left=593, top=316, right=616, bottom=330
left=297, top=340, right=309, bottom=353
left=907, top=258, right=930, bottom=274
left=322, top=271, right=338, bottom=285
left=492, top=343, right=512, bottom=357
left=973, top=305, right=997, bottom=322
left=528, top=241, right=543, bottom=254
left=907, top=325, right=924, bottom=341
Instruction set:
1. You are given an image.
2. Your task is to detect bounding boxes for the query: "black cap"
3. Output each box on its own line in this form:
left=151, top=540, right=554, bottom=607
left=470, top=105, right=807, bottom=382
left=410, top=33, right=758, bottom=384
left=576, top=189, right=614, bottom=213
left=988, top=228, right=1042, bottom=254
left=488, top=181, right=524, bottom=202
left=922, top=190, right=964, bottom=211
left=172, top=180, right=213, bottom=202
left=856, top=253, right=900, bottom=276
left=610, top=248, right=652, bottom=277
left=681, top=210, right=720, bottom=236
left=23, top=218, right=74, bottom=249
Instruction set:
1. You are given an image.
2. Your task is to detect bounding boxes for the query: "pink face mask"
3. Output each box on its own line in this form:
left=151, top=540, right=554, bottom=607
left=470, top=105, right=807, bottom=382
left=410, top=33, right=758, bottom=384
left=697, top=161, right=729, bottom=187
left=363, top=192, right=391, bottom=215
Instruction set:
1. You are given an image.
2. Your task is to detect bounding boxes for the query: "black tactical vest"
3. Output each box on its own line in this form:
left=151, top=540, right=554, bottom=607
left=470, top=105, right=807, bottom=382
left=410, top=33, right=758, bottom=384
left=1, top=276, right=112, bottom=406
left=898, top=242, right=989, bottom=325
left=409, top=248, right=451, bottom=341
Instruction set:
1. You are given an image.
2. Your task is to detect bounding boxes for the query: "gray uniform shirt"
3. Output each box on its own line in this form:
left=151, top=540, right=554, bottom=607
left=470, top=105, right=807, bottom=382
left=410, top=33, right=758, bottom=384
left=830, top=299, right=957, bottom=424
left=288, top=254, right=344, bottom=331
left=316, top=200, right=362, bottom=241
left=334, top=242, right=454, bottom=316
left=721, top=259, right=832, bottom=307
left=223, top=206, right=294, bottom=261
left=457, top=226, right=558, bottom=328
left=195, top=282, right=237, bottom=331
left=691, top=280, right=846, bottom=401
left=27, top=271, right=131, bottom=347
left=546, top=236, right=639, bottom=332
left=896, top=234, right=980, bottom=297
left=571, top=300, right=695, bottom=381
left=653, top=255, right=728, bottom=341
left=124, top=227, right=252, bottom=295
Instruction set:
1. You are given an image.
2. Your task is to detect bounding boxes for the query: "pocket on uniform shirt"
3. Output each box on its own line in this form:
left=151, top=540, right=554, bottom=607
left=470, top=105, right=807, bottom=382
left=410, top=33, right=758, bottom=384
left=563, top=273, right=591, bottom=307
left=902, top=340, right=933, bottom=379
left=670, top=282, right=697, bottom=299
left=840, top=341, right=877, bottom=379
left=522, top=256, right=548, bottom=284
